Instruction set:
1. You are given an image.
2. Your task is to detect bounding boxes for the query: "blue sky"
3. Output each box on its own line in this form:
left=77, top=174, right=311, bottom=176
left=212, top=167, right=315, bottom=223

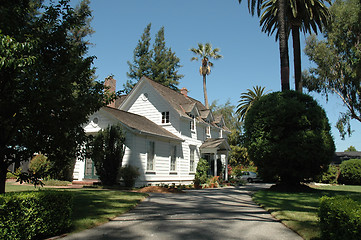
left=74, top=0, right=359, bottom=151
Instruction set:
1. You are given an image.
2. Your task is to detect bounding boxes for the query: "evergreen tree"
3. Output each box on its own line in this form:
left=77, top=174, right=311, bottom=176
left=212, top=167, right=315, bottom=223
left=151, top=27, right=183, bottom=90
left=125, top=23, right=152, bottom=93
left=125, top=24, right=183, bottom=93
left=90, top=124, right=126, bottom=186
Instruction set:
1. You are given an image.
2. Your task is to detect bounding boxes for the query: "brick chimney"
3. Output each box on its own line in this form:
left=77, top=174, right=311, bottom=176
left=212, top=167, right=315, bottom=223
left=180, top=87, right=188, bottom=97
left=104, top=76, right=116, bottom=108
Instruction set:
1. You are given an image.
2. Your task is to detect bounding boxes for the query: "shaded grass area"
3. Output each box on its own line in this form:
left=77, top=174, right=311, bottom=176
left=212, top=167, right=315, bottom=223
left=4, top=182, right=148, bottom=233
left=253, top=185, right=361, bottom=240
left=70, top=189, right=147, bottom=232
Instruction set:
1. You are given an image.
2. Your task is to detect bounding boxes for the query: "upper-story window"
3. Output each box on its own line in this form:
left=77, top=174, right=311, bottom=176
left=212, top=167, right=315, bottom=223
left=189, top=114, right=195, bottom=131
left=206, top=125, right=210, bottom=136
left=162, top=111, right=170, bottom=124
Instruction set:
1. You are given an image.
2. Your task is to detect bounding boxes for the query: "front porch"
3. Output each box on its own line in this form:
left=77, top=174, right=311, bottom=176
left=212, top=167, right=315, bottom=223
left=200, top=138, right=230, bottom=181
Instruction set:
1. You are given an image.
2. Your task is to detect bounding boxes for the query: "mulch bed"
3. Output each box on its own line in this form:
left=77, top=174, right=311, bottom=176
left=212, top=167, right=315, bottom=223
left=135, top=186, right=185, bottom=194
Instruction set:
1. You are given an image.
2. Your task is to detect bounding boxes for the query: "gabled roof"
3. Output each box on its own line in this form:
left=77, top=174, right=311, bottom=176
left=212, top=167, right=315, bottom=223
left=180, top=102, right=196, bottom=113
left=102, top=106, right=183, bottom=142
left=119, top=76, right=230, bottom=131
left=146, top=77, right=196, bottom=119
left=200, top=138, right=231, bottom=151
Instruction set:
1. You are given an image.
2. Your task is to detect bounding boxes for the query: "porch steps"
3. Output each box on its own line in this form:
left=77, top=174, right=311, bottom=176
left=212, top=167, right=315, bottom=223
left=72, top=179, right=100, bottom=186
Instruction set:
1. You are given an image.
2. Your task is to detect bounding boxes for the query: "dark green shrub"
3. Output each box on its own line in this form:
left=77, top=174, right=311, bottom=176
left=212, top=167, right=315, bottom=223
left=119, top=165, right=140, bottom=188
left=0, top=191, right=73, bottom=240
left=90, top=124, right=126, bottom=186
left=244, top=91, right=335, bottom=185
left=339, top=159, right=361, bottom=185
left=319, top=196, right=361, bottom=240
left=29, top=154, right=51, bottom=178
left=316, top=165, right=339, bottom=184
left=195, top=158, right=210, bottom=185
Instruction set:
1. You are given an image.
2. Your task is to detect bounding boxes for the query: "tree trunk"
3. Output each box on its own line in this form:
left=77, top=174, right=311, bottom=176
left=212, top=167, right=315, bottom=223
left=292, top=25, right=302, bottom=93
left=0, top=160, right=7, bottom=194
left=203, top=74, right=209, bottom=109
left=278, top=0, right=290, bottom=91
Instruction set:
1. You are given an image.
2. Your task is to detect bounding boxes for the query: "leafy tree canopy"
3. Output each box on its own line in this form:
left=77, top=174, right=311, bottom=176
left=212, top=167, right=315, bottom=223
left=0, top=0, right=111, bottom=193
left=210, top=99, right=239, bottom=131
left=345, top=146, right=357, bottom=152
left=125, top=23, right=183, bottom=93
left=303, top=0, right=361, bottom=139
left=244, top=91, right=335, bottom=184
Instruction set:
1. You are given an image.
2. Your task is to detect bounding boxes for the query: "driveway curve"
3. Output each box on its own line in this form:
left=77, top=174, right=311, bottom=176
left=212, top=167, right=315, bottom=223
left=61, top=184, right=302, bottom=240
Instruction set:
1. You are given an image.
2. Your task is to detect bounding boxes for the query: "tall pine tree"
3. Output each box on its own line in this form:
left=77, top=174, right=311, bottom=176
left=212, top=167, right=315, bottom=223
left=125, top=23, right=183, bottom=93
left=151, top=27, right=183, bottom=90
left=125, top=23, right=152, bottom=92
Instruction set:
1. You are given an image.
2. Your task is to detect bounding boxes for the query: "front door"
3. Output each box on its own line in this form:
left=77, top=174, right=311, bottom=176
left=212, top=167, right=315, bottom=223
left=84, top=158, right=98, bottom=179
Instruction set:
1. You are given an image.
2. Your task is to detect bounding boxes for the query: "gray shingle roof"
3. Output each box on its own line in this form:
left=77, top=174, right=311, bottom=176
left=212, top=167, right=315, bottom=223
left=200, top=138, right=230, bottom=151
left=102, top=106, right=183, bottom=142
left=115, top=95, right=127, bottom=109
left=332, top=151, right=361, bottom=165
left=146, top=77, right=195, bottom=119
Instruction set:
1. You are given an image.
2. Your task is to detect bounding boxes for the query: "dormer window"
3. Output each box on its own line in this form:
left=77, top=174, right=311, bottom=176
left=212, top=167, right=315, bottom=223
left=162, top=111, right=170, bottom=124
left=206, top=125, right=210, bottom=136
left=189, top=114, right=195, bottom=131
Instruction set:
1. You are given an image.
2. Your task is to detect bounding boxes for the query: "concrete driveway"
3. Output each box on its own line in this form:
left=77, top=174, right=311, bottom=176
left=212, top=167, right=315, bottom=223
left=61, top=184, right=302, bottom=240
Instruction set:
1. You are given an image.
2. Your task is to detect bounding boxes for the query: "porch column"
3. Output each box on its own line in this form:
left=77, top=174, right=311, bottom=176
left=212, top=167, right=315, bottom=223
left=225, top=152, right=229, bottom=181
left=214, top=153, right=217, bottom=177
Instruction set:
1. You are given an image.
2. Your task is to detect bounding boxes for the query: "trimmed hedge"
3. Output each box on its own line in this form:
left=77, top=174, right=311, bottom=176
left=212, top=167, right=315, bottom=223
left=0, top=191, right=73, bottom=240
left=319, top=196, right=361, bottom=240
left=339, top=159, right=361, bottom=185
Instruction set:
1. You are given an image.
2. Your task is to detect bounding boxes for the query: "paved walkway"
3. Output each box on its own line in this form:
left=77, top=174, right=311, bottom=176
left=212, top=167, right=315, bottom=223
left=61, top=184, right=303, bottom=240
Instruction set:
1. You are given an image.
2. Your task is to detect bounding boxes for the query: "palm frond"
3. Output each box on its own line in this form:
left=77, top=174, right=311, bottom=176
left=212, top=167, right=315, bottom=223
left=236, top=86, right=268, bottom=122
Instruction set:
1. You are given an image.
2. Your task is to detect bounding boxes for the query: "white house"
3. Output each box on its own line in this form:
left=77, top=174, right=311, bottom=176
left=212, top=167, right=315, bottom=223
left=73, top=76, right=231, bottom=186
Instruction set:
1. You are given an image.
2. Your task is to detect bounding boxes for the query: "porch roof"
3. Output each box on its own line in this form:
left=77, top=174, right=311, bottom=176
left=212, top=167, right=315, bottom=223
left=200, top=138, right=230, bottom=153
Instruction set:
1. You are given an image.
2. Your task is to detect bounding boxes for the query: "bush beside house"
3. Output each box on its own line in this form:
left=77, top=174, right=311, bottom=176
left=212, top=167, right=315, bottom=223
left=90, top=124, right=126, bottom=186
left=119, top=165, right=140, bottom=188
left=194, top=158, right=210, bottom=187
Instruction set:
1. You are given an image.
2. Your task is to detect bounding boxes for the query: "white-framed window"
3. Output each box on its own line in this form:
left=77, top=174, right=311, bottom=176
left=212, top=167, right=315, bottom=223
left=162, top=111, right=170, bottom=124
left=147, top=141, right=155, bottom=171
left=190, top=147, right=195, bottom=172
left=206, top=125, right=210, bottom=136
left=189, top=114, right=195, bottom=131
left=170, top=145, right=176, bottom=171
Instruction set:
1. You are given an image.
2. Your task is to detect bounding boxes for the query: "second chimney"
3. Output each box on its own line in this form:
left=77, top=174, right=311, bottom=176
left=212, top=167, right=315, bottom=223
left=180, top=87, right=188, bottom=97
left=104, top=76, right=116, bottom=108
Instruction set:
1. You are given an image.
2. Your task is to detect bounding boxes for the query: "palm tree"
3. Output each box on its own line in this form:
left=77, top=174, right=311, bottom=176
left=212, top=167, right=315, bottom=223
left=238, top=0, right=290, bottom=91
left=260, top=0, right=331, bottom=92
left=236, top=86, right=268, bottom=123
left=190, top=43, right=222, bottom=109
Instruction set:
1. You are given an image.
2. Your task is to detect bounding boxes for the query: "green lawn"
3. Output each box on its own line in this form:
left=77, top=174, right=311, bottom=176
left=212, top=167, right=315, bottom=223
left=253, top=184, right=361, bottom=240
left=5, top=182, right=148, bottom=233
